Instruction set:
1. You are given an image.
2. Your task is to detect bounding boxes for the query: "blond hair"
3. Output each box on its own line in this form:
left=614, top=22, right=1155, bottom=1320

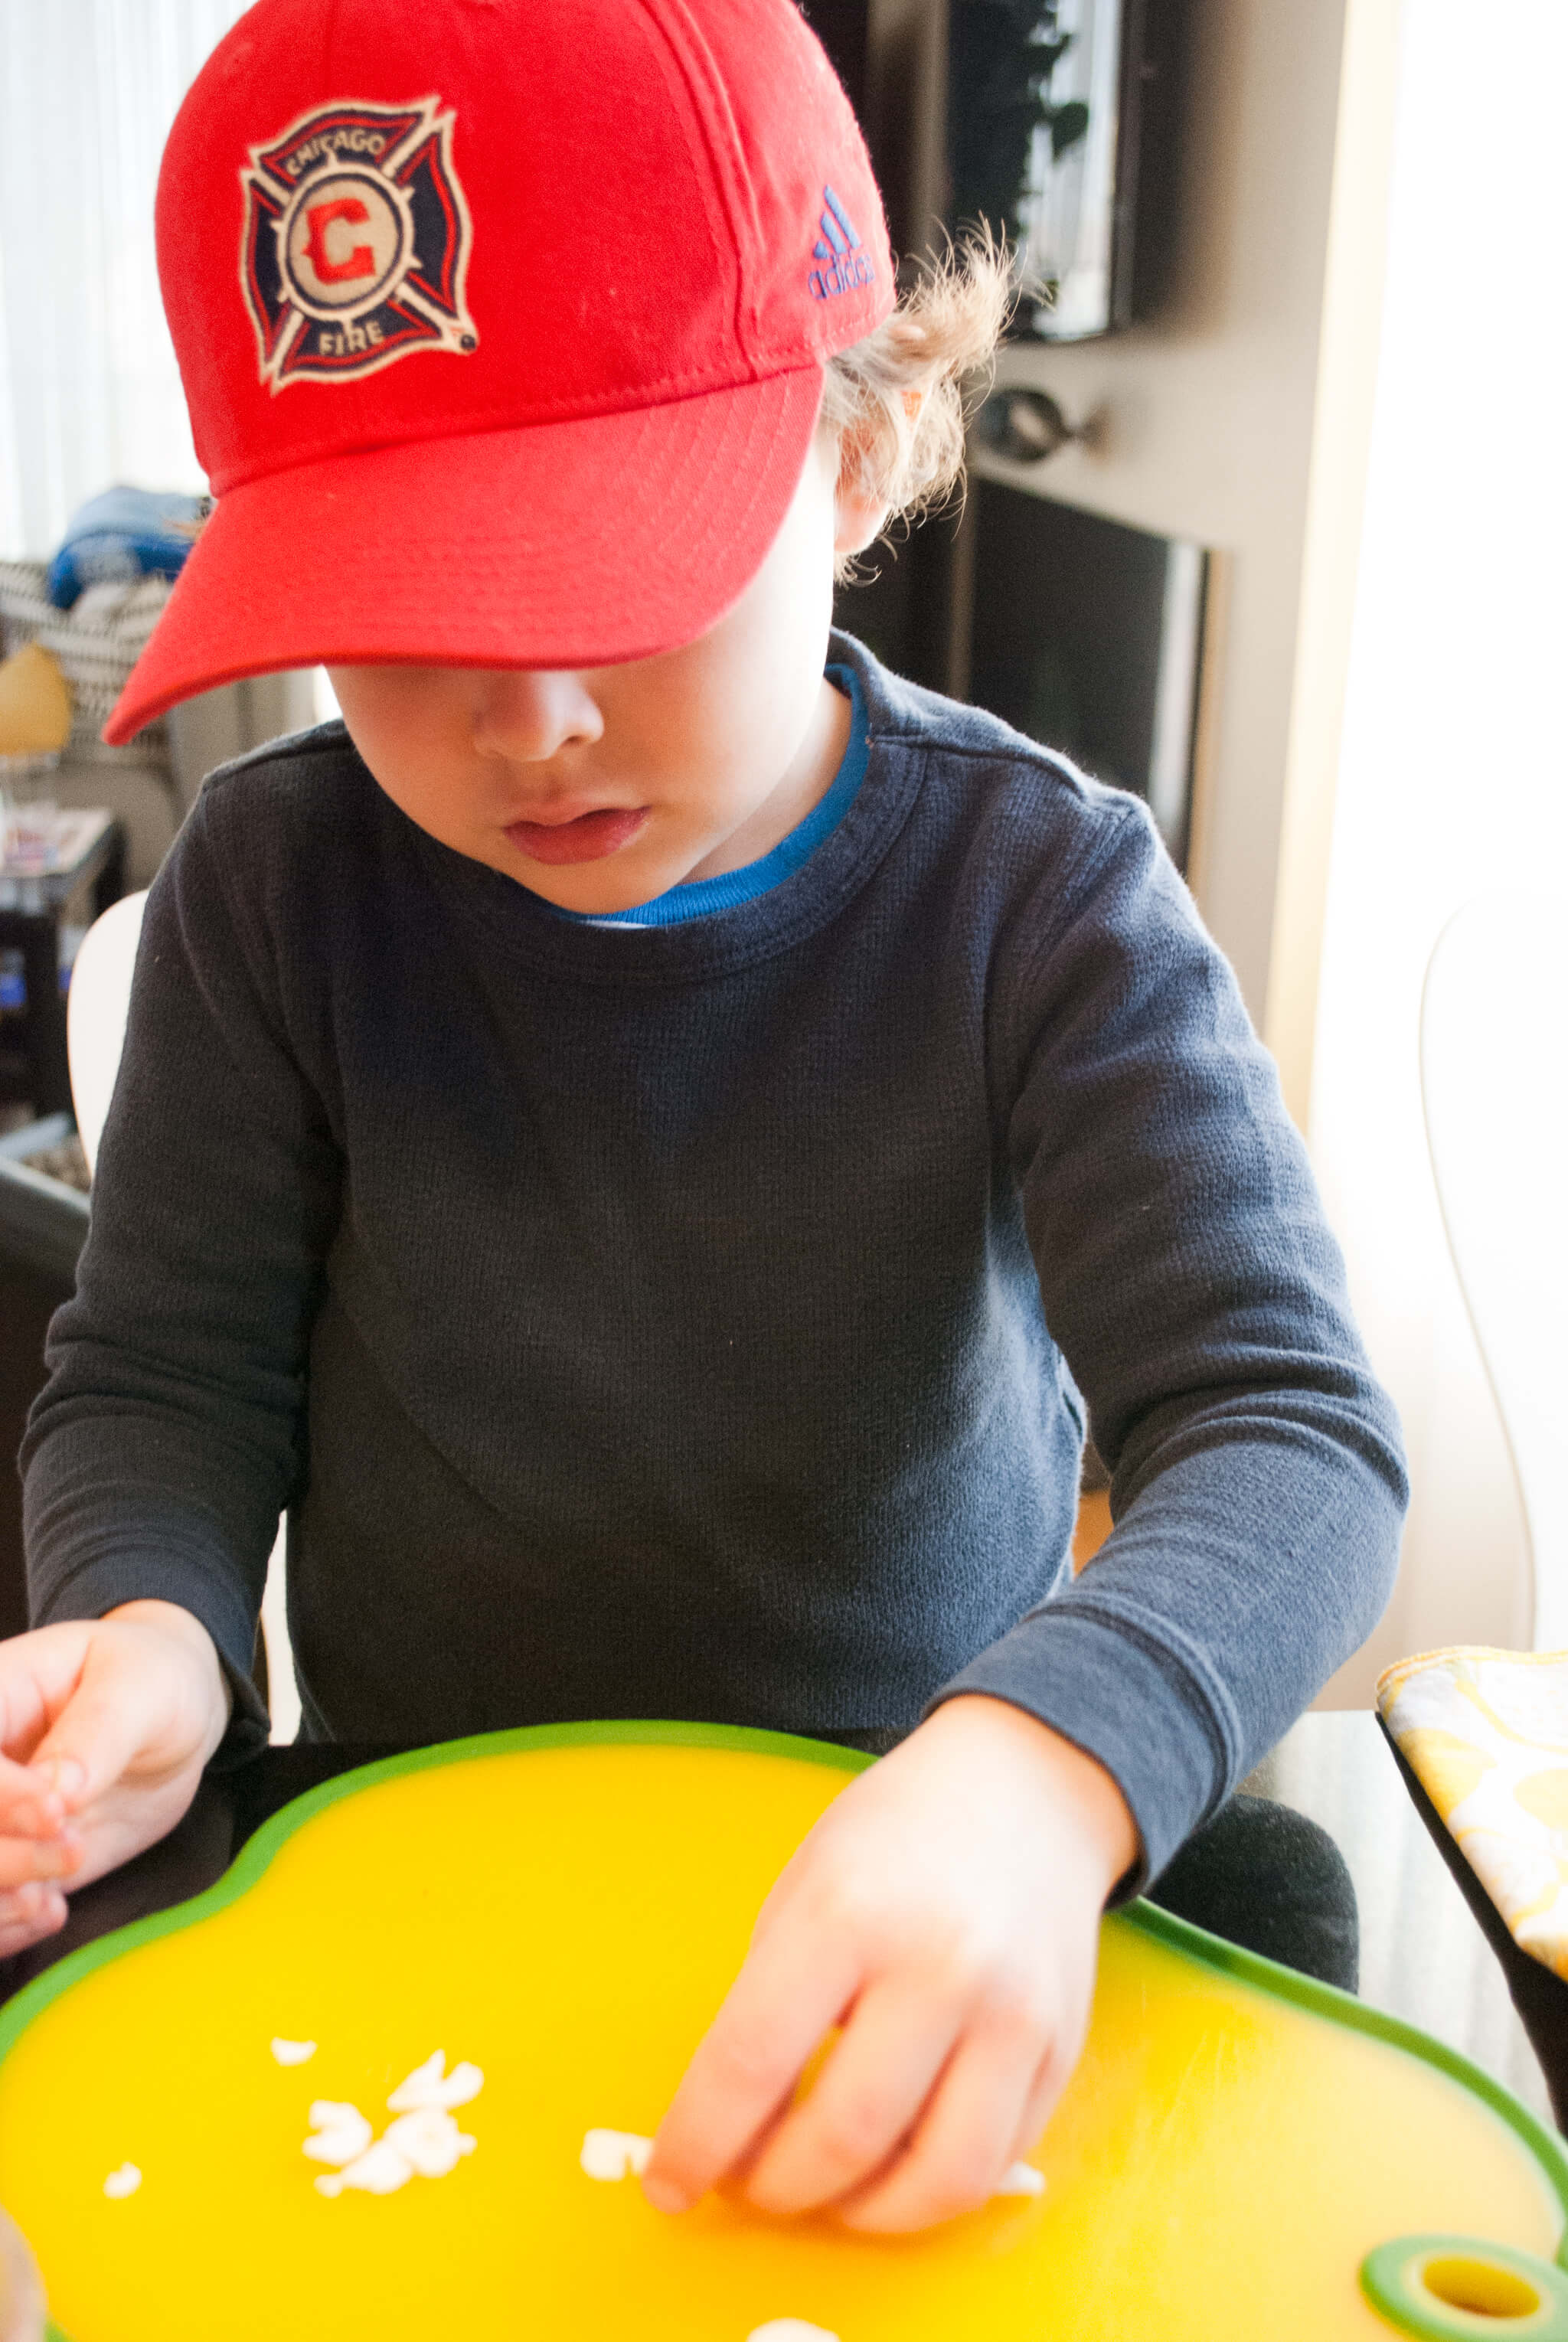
left=820, top=227, right=1015, bottom=579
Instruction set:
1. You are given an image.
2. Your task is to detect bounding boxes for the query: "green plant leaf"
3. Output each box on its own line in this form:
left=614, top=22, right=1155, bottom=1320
left=1050, top=99, right=1090, bottom=157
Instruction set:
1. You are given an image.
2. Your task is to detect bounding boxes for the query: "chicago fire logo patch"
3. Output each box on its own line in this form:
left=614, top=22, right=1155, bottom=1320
left=239, top=96, right=477, bottom=392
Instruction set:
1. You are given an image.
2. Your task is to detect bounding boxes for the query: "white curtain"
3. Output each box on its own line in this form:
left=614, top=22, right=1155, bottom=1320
left=1310, top=0, right=1568, bottom=1694
left=0, top=0, right=252, bottom=561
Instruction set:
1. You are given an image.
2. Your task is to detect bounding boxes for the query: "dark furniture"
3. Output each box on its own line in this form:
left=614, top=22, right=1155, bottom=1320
left=0, top=1122, right=88, bottom=1641
left=0, top=815, right=126, bottom=1119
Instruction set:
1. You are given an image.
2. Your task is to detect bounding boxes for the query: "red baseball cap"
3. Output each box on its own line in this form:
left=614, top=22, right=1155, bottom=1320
left=105, top=0, right=893, bottom=745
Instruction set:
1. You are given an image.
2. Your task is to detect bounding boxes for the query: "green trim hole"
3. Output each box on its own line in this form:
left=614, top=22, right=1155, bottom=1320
left=1423, top=2259, right=1541, bottom=2320
left=1362, top=2236, right=1568, bottom=2340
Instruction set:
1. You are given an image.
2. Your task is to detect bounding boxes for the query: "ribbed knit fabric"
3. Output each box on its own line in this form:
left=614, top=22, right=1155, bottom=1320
left=21, top=632, right=1406, bottom=1889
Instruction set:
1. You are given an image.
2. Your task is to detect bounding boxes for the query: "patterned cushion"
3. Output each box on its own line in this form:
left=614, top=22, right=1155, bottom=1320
left=1379, top=1648, right=1568, bottom=1978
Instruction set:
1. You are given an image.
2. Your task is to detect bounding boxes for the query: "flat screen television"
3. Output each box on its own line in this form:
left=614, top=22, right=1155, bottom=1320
left=965, top=479, right=1207, bottom=868
left=946, top=0, right=1184, bottom=339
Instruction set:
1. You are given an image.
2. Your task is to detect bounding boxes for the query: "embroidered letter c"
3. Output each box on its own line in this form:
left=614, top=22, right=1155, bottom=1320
left=303, top=198, right=374, bottom=283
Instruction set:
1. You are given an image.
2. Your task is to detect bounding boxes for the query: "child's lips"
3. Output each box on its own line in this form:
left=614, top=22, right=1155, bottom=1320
left=505, top=806, right=649, bottom=865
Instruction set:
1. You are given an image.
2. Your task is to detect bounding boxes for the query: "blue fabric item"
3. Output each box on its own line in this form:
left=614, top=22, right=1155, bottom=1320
left=47, top=486, right=205, bottom=610
left=21, top=631, right=1408, bottom=1888
left=547, top=661, right=869, bottom=927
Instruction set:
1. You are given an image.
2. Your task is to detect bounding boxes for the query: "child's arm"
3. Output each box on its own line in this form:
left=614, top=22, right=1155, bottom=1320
left=645, top=1694, right=1135, bottom=2232
left=21, top=773, right=342, bottom=1782
left=650, top=792, right=1406, bottom=2231
left=0, top=1602, right=230, bottom=1955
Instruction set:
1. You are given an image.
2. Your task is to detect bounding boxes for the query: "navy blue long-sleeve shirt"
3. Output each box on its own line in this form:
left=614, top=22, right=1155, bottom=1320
left=21, top=632, right=1406, bottom=1885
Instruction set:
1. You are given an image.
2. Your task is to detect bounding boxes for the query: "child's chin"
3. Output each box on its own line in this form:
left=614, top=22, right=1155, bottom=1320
left=515, top=862, right=674, bottom=918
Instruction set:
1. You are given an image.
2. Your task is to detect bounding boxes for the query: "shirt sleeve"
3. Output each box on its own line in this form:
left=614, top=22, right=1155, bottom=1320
left=933, top=796, right=1408, bottom=1891
left=21, top=786, right=343, bottom=1758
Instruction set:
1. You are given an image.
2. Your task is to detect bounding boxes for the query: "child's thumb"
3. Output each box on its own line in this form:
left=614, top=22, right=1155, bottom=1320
left=26, top=1641, right=167, bottom=1816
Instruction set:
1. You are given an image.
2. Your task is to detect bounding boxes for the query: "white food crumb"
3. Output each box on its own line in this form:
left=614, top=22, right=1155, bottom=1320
left=580, top=2128, right=655, bottom=2181
left=995, top=2161, right=1047, bottom=2198
left=314, top=2137, right=415, bottom=2198
left=746, top=2324, right=840, bottom=2341
left=271, top=2037, right=318, bottom=2066
left=303, top=2101, right=374, bottom=2167
left=386, top=2050, right=485, bottom=2113
left=102, top=2163, right=142, bottom=2200
left=383, top=2108, right=477, bottom=2179
left=312, top=2061, right=482, bottom=2198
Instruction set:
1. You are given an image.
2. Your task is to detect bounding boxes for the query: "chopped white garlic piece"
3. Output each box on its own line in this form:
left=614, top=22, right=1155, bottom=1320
left=303, top=2101, right=374, bottom=2166
left=315, top=2137, right=415, bottom=2197
left=102, top=2163, right=142, bottom=2200
left=386, top=2050, right=484, bottom=2113
left=746, top=2324, right=840, bottom=2341
left=271, top=2037, right=317, bottom=2066
left=580, top=2128, right=655, bottom=2181
left=382, top=2107, right=477, bottom=2180
left=995, top=2161, right=1046, bottom=2197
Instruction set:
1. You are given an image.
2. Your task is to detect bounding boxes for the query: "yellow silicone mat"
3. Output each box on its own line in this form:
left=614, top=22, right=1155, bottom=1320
left=1, top=1722, right=1566, bottom=2342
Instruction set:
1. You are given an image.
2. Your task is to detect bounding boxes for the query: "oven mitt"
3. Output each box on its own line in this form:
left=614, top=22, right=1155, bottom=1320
left=1378, top=1647, right=1568, bottom=1979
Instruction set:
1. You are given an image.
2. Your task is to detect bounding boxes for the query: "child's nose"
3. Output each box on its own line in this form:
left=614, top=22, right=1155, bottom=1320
left=472, top=670, right=604, bottom=763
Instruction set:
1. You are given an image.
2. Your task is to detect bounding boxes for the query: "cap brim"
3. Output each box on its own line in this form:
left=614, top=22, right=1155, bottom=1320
left=104, top=367, right=825, bottom=744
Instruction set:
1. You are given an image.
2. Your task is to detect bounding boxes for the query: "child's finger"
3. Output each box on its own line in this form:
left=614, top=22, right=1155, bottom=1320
left=0, top=1751, right=67, bottom=1839
left=835, top=2014, right=1044, bottom=2233
left=741, top=1973, right=965, bottom=2216
left=1009, top=2037, right=1073, bottom=2167
left=0, top=1830, right=80, bottom=1891
left=0, top=1883, right=67, bottom=1956
left=24, top=1645, right=169, bottom=1818
left=643, top=1927, right=862, bottom=2215
left=0, top=1626, right=92, bottom=1814
left=0, top=1881, right=62, bottom=1928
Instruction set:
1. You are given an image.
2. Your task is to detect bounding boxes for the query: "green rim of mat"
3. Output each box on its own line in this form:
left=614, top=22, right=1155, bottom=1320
left=0, top=1717, right=1563, bottom=2342
left=1361, top=2235, right=1568, bottom=2337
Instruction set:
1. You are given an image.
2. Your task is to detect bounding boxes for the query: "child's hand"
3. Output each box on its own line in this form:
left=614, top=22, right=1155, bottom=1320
left=644, top=1695, right=1137, bottom=2234
left=0, top=1603, right=232, bottom=1957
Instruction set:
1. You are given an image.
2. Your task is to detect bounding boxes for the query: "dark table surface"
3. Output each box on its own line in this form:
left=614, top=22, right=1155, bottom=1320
left=0, top=1714, right=1551, bottom=2126
left=0, top=809, right=127, bottom=1119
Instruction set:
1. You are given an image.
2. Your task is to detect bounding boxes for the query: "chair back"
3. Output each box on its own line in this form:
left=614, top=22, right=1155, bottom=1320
left=66, top=890, right=148, bottom=1178
left=1420, top=897, right=1568, bottom=1648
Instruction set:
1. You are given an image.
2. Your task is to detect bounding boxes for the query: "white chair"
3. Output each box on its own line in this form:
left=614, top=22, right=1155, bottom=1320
left=66, top=893, right=299, bottom=1739
left=65, top=890, right=147, bottom=1178
left=1420, top=897, right=1568, bottom=1650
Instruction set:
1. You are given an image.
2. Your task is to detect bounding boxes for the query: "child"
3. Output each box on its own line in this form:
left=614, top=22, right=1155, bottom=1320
left=0, top=0, right=1405, bottom=2235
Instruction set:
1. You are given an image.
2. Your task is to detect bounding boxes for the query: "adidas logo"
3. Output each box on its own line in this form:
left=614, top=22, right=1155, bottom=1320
left=808, top=184, right=875, bottom=302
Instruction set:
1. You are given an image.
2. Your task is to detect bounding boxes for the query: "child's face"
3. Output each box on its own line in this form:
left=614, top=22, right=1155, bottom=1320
left=328, top=426, right=880, bottom=916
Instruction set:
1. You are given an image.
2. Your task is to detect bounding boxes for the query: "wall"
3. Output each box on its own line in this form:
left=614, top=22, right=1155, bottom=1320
left=968, top=0, right=1564, bottom=1692
left=962, top=0, right=1361, bottom=1027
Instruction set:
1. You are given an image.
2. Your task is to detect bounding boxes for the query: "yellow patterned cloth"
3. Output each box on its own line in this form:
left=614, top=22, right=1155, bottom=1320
left=1378, top=1647, right=1568, bottom=1980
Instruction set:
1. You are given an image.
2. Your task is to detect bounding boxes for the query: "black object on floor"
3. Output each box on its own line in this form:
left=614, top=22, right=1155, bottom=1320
left=1148, top=1792, right=1360, bottom=1995
left=1380, top=1714, right=1568, bottom=2131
